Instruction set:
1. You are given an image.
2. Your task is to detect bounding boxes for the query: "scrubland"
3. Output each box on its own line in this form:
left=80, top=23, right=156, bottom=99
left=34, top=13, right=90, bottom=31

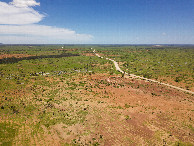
left=0, top=45, right=193, bottom=145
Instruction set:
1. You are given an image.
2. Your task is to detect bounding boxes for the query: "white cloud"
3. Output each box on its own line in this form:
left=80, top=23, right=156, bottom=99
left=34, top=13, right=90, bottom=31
left=0, top=25, right=93, bottom=44
left=162, top=32, right=166, bottom=36
left=0, top=1, right=44, bottom=24
left=10, top=0, right=40, bottom=7
left=0, top=0, right=93, bottom=43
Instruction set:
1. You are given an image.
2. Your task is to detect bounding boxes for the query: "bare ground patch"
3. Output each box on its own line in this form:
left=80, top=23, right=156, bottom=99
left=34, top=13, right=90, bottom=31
left=1, top=73, right=193, bottom=145
left=0, top=54, right=35, bottom=59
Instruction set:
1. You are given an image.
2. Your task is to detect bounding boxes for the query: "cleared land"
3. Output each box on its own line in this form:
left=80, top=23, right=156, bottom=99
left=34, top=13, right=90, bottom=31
left=0, top=45, right=193, bottom=145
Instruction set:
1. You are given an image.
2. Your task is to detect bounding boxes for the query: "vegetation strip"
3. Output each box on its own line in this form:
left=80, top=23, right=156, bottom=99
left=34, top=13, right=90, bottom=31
left=92, top=48, right=194, bottom=95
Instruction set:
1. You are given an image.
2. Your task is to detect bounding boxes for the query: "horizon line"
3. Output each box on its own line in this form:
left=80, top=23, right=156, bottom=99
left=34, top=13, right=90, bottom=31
left=1, top=43, right=194, bottom=46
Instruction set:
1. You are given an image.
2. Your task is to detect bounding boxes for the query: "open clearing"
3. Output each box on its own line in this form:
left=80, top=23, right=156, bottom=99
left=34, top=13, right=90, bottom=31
left=0, top=54, right=35, bottom=59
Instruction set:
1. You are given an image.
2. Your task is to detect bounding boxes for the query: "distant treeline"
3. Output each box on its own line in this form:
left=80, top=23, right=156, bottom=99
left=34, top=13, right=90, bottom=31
left=0, top=53, right=79, bottom=64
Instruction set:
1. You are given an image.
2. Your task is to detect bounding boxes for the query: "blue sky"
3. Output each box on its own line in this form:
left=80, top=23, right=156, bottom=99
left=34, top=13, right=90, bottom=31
left=0, top=0, right=193, bottom=44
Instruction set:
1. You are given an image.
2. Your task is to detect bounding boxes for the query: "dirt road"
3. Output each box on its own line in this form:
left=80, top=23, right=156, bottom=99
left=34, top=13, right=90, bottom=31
left=92, top=49, right=194, bottom=95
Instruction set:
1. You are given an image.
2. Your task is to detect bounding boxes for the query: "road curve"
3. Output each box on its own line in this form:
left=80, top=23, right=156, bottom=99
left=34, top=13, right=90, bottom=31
left=92, top=48, right=194, bottom=95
